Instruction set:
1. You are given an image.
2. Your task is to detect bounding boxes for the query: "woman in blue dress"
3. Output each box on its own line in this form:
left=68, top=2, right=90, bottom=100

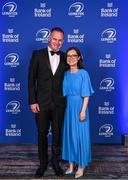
left=62, top=47, right=94, bottom=178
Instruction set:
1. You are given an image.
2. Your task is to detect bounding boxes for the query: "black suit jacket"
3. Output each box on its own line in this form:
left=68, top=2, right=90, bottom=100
left=28, top=48, right=67, bottom=108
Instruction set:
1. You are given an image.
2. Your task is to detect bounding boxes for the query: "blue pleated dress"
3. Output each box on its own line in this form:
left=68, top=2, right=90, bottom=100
left=62, top=69, right=94, bottom=168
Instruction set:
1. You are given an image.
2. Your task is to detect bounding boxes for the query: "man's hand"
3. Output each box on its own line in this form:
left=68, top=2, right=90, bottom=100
left=30, top=103, right=40, bottom=113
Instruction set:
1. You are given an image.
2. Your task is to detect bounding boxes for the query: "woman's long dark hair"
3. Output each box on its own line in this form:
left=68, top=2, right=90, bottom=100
left=65, top=47, right=84, bottom=69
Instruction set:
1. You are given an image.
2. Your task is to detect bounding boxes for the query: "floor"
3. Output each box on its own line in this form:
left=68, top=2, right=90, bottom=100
left=0, top=144, right=128, bottom=179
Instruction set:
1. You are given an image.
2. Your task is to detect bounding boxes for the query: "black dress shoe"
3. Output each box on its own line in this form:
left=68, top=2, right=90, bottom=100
left=52, top=163, right=64, bottom=176
left=34, top=167, right=45, bottom=178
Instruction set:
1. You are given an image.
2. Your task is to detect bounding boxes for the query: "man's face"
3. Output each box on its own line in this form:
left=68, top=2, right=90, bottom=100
left=49, top=30, right=64, bottom=51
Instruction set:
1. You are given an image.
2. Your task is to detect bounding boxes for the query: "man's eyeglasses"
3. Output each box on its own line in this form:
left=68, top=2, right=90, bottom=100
left=67, top=54, right=78, bottom=58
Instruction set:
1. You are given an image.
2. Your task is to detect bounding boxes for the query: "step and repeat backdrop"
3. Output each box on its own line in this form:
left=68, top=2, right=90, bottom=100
left=0, top=0, right=127, bottom=144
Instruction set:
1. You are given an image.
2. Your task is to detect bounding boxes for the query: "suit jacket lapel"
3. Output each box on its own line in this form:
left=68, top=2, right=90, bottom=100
left=43, top=48, right=64, bottom=76
left=44, top=48, right=52, bottom=71
left=54, top=53, right=64, bottom=76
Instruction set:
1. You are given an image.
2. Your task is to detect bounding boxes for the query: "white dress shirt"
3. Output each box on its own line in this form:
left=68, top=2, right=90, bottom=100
left=48, top=46, right=60, bottom=75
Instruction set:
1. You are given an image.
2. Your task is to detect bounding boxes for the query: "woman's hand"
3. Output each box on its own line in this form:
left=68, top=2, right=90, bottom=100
left=80, top=111, right=86, bottom=121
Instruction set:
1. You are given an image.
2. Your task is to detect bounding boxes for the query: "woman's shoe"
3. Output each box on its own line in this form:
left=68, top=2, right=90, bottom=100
left=75, top=172, right=83, bottom=179
left=65, top=168, right=73, bottom=175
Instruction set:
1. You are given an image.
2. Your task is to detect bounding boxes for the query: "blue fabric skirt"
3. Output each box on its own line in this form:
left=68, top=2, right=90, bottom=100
left=62, top=96, right=91, bottom=168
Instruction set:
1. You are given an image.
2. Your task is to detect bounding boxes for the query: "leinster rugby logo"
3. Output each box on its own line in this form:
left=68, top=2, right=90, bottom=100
left=2, top=2, right=18, bottom=17
left=6, top=101, right=21, bottom=114
left=68, top=2, right=84, bottom=17
left=36, top=28, right=50, bottom=43
left=101, top=28, right=116, bottom=43
left=99, top=124, right=113, bottom=137
left=4, top=53, right=19, bottom=67
left=99, top=78, right=115, bottom=91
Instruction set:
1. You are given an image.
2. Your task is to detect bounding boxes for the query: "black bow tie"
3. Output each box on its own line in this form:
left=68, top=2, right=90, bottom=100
left=50, top=50, right=60, bottom=56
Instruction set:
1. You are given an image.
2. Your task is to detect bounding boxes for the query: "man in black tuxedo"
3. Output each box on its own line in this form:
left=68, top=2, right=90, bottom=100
left=28, top=27, right=67, bottom=178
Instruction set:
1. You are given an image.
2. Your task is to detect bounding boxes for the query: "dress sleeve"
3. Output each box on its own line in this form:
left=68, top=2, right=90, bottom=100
left=63, top=72, right=68, bottom=96
left=81, top=70, right=94, bottom=97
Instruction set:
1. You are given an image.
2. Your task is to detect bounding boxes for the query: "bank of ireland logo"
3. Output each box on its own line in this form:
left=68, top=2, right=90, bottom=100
left=2, top=2, right=18, bottom=17
left=99, top=124, right=113, bottom=137
left=6, top=101, right=20, bottom=114
left=68, top=2, right=84, bottom=17
left=4, top=53, right=19, bottom=67
left=36, top=28, right=50, bottom=43
left=99, top=77, right=115, bottom=91
left=101, top=28, right=116, bottom=43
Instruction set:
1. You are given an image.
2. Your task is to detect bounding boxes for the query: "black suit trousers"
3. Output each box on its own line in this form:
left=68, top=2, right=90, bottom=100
left=35, top=102, right=65, bottom=169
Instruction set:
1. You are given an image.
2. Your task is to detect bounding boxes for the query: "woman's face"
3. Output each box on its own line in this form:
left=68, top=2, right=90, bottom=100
left=66, top=49, right=80, bottom=67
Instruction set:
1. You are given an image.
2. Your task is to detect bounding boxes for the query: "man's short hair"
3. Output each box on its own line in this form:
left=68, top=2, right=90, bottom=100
left=51, top=27, right=64, bottom=35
